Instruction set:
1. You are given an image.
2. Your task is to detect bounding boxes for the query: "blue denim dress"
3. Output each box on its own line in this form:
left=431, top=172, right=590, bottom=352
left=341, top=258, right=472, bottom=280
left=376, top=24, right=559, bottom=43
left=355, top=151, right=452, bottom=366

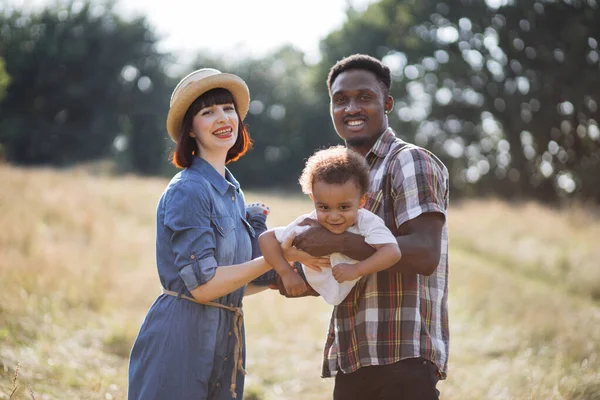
left=128, top=157, right=258, bottom=400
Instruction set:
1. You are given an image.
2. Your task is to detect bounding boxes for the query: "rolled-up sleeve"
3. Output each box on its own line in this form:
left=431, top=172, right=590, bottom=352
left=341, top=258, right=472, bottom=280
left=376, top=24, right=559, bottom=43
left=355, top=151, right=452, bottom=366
left=164, top=183, right=217, bottom=291
left=392, top=148, right=449, bottom=228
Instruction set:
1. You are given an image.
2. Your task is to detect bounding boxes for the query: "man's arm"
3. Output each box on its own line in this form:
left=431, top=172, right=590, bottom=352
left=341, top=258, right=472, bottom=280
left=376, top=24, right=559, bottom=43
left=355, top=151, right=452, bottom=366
left=293, top=212, right=444, bottom=276
left=292, top=223, right=375, bottom=259
left=390, top=212, right=444, bottom=275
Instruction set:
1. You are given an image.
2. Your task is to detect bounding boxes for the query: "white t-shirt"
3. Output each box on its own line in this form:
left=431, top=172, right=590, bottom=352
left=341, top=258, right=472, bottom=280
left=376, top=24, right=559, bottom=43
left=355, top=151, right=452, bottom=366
left=273, top=209, right=397, bottom=305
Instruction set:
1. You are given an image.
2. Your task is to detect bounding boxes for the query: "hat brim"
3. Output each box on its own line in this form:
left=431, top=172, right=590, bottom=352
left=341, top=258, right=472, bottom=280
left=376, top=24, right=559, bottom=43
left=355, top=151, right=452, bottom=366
left=166, top=73, right=250, bottom=142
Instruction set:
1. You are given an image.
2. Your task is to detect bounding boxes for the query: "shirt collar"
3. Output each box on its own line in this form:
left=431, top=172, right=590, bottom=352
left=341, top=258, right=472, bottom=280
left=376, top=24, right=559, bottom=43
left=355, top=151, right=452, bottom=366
left=367, top=127, right=401, bottom=159
left=190, top=157, right=239, bottom=195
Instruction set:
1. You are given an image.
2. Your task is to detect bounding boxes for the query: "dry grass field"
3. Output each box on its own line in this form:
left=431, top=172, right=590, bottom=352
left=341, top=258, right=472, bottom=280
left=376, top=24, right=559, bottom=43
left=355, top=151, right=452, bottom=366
left=0, top=164, right=599, bottom=400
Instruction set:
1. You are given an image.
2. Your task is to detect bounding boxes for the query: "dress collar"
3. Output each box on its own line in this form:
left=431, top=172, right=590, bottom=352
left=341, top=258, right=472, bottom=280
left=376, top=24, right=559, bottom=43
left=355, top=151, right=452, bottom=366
left=190, top=157, right=240, bottom=195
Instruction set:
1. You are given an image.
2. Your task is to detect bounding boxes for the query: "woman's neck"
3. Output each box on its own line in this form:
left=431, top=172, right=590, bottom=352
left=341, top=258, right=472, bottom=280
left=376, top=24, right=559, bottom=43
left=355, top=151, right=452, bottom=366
left=198, top=152, right=227, bottom=177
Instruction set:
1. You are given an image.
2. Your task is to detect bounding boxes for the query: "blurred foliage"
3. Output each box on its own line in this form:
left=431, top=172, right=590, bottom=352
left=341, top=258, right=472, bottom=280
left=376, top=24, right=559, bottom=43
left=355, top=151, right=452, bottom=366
left=317, top=0, right=600, bottom=203
left=186, top=47, right=338, bottom=189
left=0, top=0, right=173, bottom=174
left=0, top=57, right=9, bottom=102
left=1, top=0, right=599, bottom=202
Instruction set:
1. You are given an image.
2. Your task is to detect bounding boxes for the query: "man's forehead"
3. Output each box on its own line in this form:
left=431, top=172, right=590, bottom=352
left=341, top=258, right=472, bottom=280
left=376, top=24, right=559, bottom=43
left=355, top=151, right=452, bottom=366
left=331, top=70, right=381, bottom=94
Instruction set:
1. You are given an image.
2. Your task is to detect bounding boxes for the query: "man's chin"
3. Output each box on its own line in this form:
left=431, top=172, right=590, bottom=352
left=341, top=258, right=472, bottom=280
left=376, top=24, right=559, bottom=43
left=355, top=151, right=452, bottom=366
left=345, top=136, right=370, bottom=148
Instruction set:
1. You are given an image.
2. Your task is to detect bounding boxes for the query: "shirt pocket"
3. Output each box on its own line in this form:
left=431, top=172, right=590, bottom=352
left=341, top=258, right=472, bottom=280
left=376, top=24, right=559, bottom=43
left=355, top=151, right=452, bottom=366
left=212, top=216, right=235, bottom=237
left=211, top=215, right=236, bottom=264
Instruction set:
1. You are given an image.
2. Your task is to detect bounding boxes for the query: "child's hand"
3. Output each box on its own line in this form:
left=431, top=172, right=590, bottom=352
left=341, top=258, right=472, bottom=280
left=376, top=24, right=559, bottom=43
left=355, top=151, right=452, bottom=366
left=332, top=263, right=360, bottom=283
left=294, top=251, right=331, bottom=272
left=281, top=232, right=330, bottom=272
left=281, top=271, right=308, bottom=297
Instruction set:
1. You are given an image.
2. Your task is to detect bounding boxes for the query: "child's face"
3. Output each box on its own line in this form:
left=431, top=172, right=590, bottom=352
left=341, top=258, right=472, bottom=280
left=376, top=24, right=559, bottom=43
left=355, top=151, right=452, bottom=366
left=310, top=179, right=366, bottom=234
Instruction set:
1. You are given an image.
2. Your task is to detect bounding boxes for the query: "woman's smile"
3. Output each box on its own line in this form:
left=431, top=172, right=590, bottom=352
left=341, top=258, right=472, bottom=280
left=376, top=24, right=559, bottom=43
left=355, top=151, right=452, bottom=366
left=213, top=125, right=233, bottom=138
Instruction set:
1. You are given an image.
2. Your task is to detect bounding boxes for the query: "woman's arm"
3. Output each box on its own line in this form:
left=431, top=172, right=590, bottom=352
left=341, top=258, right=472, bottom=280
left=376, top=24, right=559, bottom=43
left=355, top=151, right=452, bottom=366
left=190, top=257, right=271, bottom=303
left=189, top=233, right=316, bottom=302
left=244, top=283, right=269, bottom=297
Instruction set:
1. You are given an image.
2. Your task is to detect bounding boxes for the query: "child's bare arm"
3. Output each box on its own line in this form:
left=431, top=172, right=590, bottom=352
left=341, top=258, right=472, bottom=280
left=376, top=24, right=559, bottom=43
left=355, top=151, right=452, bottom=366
left=354, top=243, right=402, bottom=276
left=259, top=230, right=308, bottom=296
left=258, top=230, right=297, bottom=278
left=332, top=243, right=402, bottom=282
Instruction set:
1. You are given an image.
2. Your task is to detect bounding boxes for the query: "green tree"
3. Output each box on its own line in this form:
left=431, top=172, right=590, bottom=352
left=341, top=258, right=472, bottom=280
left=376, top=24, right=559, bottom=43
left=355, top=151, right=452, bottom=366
left=0, top=57, right=9, bottom=102
left=0, top=1, right=171, bottom=174
left=185, top=46, right=335, bottom=189
left=315, top=0, right=600, bottom=203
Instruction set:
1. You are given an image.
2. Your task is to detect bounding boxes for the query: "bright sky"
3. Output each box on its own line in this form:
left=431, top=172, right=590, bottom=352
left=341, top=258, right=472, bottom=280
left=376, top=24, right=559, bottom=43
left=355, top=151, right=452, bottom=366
left=8, top=0, right=377, bottom=65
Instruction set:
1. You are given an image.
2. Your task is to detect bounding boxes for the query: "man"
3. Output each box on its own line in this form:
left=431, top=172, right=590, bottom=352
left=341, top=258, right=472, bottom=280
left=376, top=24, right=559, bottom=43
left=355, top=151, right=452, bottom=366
left=275, top=54, right=449, bottom=399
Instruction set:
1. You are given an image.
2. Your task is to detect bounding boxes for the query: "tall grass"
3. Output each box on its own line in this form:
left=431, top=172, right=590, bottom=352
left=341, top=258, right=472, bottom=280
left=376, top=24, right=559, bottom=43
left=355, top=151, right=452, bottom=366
left=1, top=164, right=598, bottom=399
left=450, top=199, right=600, bottom=301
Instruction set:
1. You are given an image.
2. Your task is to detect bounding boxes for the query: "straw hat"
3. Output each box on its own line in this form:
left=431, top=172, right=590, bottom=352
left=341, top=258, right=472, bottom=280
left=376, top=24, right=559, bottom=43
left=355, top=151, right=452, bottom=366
left=166, top=68, right=250, bottom=142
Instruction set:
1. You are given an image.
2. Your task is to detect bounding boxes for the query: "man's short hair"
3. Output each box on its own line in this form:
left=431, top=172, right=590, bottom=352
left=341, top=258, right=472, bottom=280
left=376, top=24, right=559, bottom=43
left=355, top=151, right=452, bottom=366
left=299, top=145, right=370, bottom=195
left=327, top=54, right=392, bottom=96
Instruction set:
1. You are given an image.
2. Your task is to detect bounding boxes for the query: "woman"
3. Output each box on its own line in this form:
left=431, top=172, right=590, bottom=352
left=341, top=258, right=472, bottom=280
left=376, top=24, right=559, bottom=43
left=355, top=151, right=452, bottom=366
left=128, top=68, right=303, bottom=399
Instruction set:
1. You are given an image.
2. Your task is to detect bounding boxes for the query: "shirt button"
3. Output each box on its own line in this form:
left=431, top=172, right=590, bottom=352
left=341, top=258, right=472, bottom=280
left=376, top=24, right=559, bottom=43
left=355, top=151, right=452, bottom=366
left=224, top=356, right=228, bottom=361
left=231, top=196, right=235, bottom=201
left=216, top=382, right=220, bottom=388
left=229, top=303, right=234, bottom=307
left=190, top=254, right=195, bottom=259
left=228, top=331, right=232, bottom=336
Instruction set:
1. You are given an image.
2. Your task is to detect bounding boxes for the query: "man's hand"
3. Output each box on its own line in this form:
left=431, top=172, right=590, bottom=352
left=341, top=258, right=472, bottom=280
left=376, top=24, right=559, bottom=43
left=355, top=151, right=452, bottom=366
left=269, top=266, right=320, bottom=298
left=332, top=263, right=360, bottom=283
left=293, top=225, right=340, bottom=257
left=281, top=230, right=331, bottom=272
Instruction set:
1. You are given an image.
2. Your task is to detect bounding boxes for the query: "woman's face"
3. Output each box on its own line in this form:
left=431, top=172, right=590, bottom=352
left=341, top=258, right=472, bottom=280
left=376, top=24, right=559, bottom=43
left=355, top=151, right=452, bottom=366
left=190, top=102, right=239, bottom=158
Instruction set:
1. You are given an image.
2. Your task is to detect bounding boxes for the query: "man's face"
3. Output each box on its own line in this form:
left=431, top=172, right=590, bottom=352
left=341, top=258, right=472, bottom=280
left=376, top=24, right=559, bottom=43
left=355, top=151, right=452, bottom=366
left=329, top=69, right=392, bottom=154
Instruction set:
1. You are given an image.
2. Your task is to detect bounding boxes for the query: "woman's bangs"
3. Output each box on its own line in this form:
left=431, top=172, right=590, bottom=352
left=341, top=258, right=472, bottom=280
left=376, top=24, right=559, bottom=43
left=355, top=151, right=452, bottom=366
left=197, top=88, right=235, bottom=109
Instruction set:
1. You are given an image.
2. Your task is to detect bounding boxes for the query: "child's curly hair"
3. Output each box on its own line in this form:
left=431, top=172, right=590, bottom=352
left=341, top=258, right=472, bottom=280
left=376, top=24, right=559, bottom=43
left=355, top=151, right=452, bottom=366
left=299, top=145, right=370, bottom=195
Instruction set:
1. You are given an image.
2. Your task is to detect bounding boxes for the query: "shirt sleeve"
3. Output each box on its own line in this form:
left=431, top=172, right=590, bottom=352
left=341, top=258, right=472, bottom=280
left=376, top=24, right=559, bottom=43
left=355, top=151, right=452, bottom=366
left=356, top=209, right=398, bottom=246
left=163, top=182, right=217, bottom=291
left=391, top=146, right=449, bottom=229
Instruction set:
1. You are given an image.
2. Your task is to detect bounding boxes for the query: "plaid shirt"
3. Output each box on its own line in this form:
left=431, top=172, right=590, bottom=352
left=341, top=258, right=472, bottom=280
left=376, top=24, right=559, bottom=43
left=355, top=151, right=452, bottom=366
left=321, top=128, right=450, bottom=379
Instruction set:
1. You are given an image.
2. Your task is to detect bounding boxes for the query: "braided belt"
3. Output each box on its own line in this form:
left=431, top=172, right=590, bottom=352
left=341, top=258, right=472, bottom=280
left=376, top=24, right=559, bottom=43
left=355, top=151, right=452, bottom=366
left=162, top=289, right=246, bottom=399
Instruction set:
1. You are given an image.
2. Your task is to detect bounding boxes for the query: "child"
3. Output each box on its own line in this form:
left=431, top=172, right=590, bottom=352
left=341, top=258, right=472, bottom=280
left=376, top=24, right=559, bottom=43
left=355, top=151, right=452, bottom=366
left=258, top=145, right=402, bottom=305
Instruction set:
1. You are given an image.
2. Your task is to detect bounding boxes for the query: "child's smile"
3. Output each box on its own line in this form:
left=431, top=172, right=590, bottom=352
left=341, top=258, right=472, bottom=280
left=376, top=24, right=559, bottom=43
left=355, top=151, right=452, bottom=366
left=311, top=179, right=367, bottom=234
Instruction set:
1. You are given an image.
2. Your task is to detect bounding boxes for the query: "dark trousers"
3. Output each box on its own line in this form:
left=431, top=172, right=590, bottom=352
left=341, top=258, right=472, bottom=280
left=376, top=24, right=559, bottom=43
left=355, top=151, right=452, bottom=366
left=333, top=358, right=440, bottom=400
